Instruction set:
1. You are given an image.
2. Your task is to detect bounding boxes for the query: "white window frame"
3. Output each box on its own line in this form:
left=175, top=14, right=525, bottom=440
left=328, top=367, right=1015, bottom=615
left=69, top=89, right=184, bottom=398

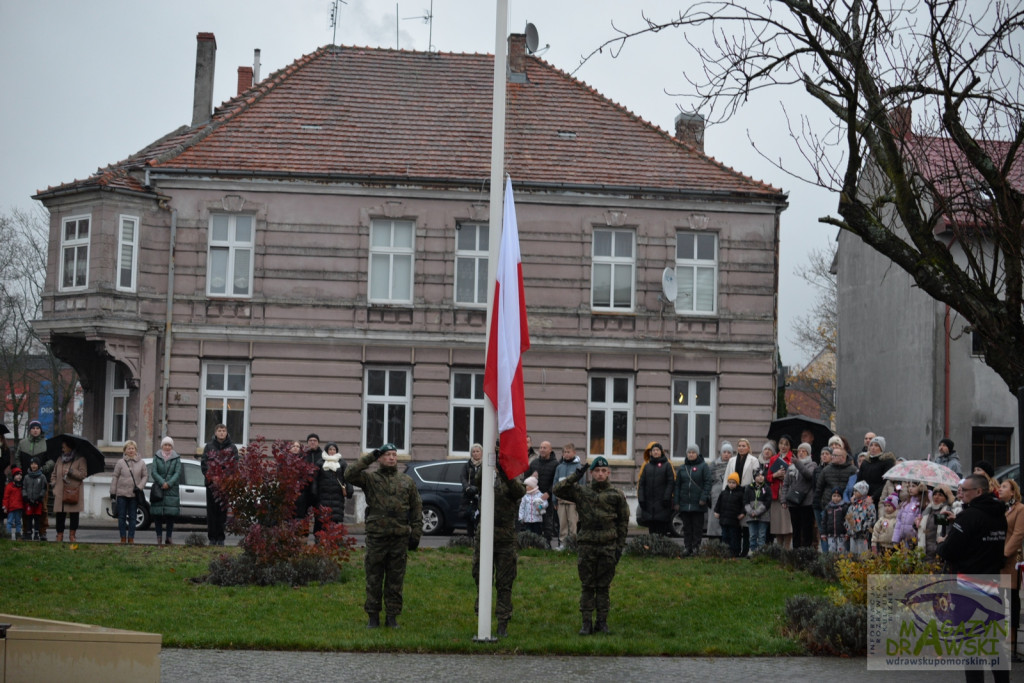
left=116, top=215, right=139, bottom=292
left=587, top=374, right=634, bottom=460
left=200, top=361, right=250, bottom=446
left=206, top=213, right=255, bottom=298
left=591, top=228, right=635, bottom=312
left=675, top=231, right=718, bottom=314
left=454, top=223, right=488, bottom=307
left=368, top=219, right=415, bottom=305
left=670, top=377, right=717, bottom=460
left=59, top=214, right=91, bottom=291
left=103, top=361, right=130, bottom=445
left=362, top=367, right=411, bottom=452
left=449, top=370, right=485, bottom=455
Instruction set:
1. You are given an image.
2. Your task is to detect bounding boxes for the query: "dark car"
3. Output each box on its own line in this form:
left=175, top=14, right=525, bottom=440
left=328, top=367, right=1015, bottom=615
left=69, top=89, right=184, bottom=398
left=106, top=457, right=207, bottom=530
left=405, top=460, right=469, bottom=536
left=996, top=462, right=1020, bottom=485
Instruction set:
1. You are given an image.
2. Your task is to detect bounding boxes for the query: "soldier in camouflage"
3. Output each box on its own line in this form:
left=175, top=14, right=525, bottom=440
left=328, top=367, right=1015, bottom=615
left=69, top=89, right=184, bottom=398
left=553, top=455, right=629, bottom=635
left=346, top=443, right=422, bottom=629
left=472, top=456, right=526, bottom=638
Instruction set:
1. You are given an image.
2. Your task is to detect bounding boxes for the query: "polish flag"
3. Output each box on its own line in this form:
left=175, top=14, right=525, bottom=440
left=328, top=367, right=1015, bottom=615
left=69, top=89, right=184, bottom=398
left=484, top=177, right=531, bottom=479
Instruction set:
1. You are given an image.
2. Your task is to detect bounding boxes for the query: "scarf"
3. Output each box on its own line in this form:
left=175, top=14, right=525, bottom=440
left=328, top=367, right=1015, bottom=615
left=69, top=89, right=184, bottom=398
left=322, top=452, right=342, bottom=472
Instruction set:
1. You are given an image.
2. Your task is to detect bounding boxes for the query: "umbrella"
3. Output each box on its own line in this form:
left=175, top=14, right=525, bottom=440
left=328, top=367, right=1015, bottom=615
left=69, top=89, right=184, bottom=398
left=45, top=434, right=107, bottom=476
left=883, top=459, right=960, bottom=490
left=0, top=423, right=9, bottom=436
left=767, top=415, right=835, bottom=452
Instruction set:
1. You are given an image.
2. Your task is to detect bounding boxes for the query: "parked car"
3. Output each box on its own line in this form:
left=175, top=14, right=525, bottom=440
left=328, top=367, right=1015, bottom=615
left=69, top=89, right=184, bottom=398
left=106, top=457, right=207, bottom=530
left=996, top=462, right=1020, bottom=485
left=405, top=460, right=468, bottom=536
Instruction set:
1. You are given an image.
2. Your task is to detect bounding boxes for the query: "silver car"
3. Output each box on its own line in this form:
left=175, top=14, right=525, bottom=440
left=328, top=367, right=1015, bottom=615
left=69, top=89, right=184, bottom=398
left=106, top=457, right=207, bottom=530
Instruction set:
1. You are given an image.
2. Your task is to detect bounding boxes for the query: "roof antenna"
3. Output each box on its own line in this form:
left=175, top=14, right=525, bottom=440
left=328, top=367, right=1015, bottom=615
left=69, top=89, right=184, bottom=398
left=403, top=0, right=434, bottom=51
left=329, top=0, right=348, bottom=46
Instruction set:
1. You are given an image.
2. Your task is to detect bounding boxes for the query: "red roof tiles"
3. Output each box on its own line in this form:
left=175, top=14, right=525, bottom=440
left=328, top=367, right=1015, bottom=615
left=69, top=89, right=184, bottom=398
left=38, top=45, right=783, bottom=199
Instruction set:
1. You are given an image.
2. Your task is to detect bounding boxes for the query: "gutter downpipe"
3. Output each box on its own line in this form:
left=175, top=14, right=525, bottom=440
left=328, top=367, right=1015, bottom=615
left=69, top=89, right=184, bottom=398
left=160, top=209, right=177, bottom=438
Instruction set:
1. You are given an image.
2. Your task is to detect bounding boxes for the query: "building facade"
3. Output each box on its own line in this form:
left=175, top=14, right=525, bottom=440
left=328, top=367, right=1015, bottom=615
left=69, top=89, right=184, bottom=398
left=34, top=33, right=786, bottom=478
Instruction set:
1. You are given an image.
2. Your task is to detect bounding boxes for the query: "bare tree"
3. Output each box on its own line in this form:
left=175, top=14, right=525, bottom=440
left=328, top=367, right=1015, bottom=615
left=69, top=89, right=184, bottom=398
left=584, top=1, right=1024, bottom=393
left=789, top=241, right=838, bottom=421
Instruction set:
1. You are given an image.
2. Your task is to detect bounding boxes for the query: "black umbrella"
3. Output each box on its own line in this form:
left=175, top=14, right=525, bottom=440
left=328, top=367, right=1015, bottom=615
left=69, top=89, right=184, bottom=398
left=767, top=415, right=835, bottom=454
left=0, top=423, right=9, bottom=436
left=45, top=434, right=106, bottom=476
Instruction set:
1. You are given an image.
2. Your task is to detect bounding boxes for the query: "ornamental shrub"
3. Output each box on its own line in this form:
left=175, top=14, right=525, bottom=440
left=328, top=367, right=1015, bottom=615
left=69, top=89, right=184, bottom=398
left=203, top=437, right=356, bottom=585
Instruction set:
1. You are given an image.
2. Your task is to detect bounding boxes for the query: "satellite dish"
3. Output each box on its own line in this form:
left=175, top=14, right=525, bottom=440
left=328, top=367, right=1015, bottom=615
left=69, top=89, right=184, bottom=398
left=525, top=22, right=540, bottom=54
left=662, top=267, right=677, bottom=303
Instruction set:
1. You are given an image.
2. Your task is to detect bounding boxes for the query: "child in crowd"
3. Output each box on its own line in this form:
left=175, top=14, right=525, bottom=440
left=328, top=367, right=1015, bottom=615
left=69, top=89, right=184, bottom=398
left=822, top=487, right=848, bottom=553
left=714, top=472, right=746, bottom=557
left=845, top=481, right=876, bottom=554
left=916, top=484, right=953, bottom=557
left=518, top=476, right=547, bottom=536
left=21, top=458, right=47, bottom=541
left=892, top=481, right=925, bottom=549
left=744, top=467, right=772, bottom=554
left=3, top=467, right=24, bottom=540
left=871, top=494, right=899, bottom=553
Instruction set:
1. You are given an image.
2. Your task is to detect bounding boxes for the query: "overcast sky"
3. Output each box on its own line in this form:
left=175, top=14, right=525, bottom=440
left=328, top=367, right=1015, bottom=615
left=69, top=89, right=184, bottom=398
left=0, top=0, right=839, bottom=367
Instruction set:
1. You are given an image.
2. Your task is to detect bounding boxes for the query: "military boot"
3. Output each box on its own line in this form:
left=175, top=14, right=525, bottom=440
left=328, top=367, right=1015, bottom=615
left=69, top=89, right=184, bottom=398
left=366, top=613, right=380, bottom=629
left=595, top=615, right=610, bottom=634
left=578, top=614, right=593, bottom=636
left=385, top=615, right=399, bottom=628
left=496, top=620, right=508, bottom=638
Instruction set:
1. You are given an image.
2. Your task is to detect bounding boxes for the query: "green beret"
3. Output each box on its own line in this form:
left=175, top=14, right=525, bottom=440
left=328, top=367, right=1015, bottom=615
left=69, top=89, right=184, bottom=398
left=590, top=456, right=609, bottom=470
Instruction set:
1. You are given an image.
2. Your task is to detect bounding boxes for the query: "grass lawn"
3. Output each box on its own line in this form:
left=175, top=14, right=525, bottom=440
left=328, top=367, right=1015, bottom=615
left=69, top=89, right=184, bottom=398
left=0, top=542, right=826, bottom=654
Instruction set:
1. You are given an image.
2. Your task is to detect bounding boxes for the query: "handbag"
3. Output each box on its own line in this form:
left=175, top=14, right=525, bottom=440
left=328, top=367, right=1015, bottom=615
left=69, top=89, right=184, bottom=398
left=62, top=482, right=80, bottom=505
left=128, top=463, right=147, bottom=507
left=150, top=483, right=165, bottom=503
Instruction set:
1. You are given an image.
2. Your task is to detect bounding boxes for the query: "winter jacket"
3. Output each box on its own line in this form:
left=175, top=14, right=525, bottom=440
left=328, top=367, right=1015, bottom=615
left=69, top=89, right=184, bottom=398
left=891, top=496, right=923, bottom=545
left=3, top=481, right=24, bottom=512
left=707, top=457, right=729, bottom=537
left=822, top=500, right=848, bottom=538
left=674, top=455, right=713, bottom=512
left=527, top=455, right=559, bottom=495
left=917, top=502, right=951, bottom=557
left=779, top=456, right=817, bottom=507
left=815, top=460, right=859, bottom=509
left=316, top=452, right=352, bottom=524
left=553, top=456, right=584, bottom=504
left=933, top=450, right=963, bottom=478
left=845, top=496, right=877, bottom=539
left=201, top=436, right=239, bottom=481
left=519, top=488, right=547, bottom=524
left=743, top=481, right=773, bottom=521
left=460, top=457, right=482, bottom=493
left=636, top=454, right=675, bottom=524
left=857, top=452, right=896, bottom=508
left=16, top=435, right=47, bottom=473
left=724, top=453, right=758, bottom=487
left=110, top=455, right=149, bottom=499
left=553, top=469, right=629, bottom=549
left=294, top=447, right=321, bottom=517
left=50, top=454, right=88, bottom=513
left=871, top=504, right=898, bottom=547
left=937, top=492, right=1007, bottom=575
left=21, top=469, right=47, bottom=515
left=1003, top=502, right=1024, bottom=589
left=150, top=452, right=181, bottom=517
left=347, top=452, right=422, bottom=541
left=714, top=484, right=746, bottom=527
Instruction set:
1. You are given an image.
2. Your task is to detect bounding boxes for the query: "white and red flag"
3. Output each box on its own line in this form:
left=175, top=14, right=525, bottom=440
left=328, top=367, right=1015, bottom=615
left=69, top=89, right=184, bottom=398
left=484, top=177, right=531, bottom=479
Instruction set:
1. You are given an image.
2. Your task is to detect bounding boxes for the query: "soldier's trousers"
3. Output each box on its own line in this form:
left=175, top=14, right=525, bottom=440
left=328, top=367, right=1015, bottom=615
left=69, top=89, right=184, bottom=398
left=473, top=541, right=518, bottom=622
left=365, top=534, right=409, bottom=616
left=577, top=543, right=617, bottom=617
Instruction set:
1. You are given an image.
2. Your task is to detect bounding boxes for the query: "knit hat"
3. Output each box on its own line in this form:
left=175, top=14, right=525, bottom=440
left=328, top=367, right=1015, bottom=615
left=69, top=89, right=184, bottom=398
left=830, top=487, right=843, bottom=496
left=11, top=467, right=21, bottom=476
left=29, top=457, right=40, bottom=467
left=883, top=494, right=899, bottom=509
left=761, top=442, right=777, bottom=455
left=828, top=435, right=844, bottom=448
left=161, top=436, right=174, bottom=447
left=687, top=443, right=700, bottom=455
left=820, top=446, right=833, bottom=457
left=727, top=472, right=740, bottom=484
left=28, top=420, right=42, bottom=431
left=973, top=460, right=995, bottom=478
left=853, top=481, right=869, bottom=496
left=306, top=433, right=320, bottom=442
left=931, top=484, right=953, bottom=502
left=939, top=438, right=955, bottom=452
left=797, top=442, right=813, bottom=455
left=753, top=467, right=766, bottom=479
left=324, top=442, right=339, bottom=453
left=525, top=476, right=538, bottom=490
left=870, top=436, right=886, bottom=451
left=720, top=442, right=734, bottom=454
left=590, top=456, right=609, bottom=470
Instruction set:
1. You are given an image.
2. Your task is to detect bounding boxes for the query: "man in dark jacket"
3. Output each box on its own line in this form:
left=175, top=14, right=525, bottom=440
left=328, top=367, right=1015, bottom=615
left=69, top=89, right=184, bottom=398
left=472, top=454, right=525, bottom=638
left=554, top=455, right=629, bottom=635
left=201, top=424, right=239, bottom=546
left=347, top=443, right=422, bottom=629
left=296, top=433, right=323, bottom=522
left=528, top=440, right=559, bottom=547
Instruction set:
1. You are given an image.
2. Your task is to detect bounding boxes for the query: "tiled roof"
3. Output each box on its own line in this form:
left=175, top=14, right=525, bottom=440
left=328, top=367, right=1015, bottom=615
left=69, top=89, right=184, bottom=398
left=38, top=45, right=784, bottom=200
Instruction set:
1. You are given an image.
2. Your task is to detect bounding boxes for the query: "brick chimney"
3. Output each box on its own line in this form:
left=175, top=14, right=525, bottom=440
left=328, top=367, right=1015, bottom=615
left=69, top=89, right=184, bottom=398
left=674, top=112, right=705, bottom=153
left=237, top=66, right=253, bottom=96
left=889, top=106, right=912, bottom=140
left=192, top=32, right=217, bottom=127
left=507, top=33, right=527, bottom=83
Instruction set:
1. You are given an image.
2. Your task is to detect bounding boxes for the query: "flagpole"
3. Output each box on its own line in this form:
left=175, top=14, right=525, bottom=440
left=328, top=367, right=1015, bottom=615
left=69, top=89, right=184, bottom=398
left=475, top=0, right=507, bottom=643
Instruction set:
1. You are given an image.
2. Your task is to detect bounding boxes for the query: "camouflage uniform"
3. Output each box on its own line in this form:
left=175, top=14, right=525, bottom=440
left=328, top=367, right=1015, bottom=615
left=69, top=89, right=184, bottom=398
left=553, top=467, right=629, bottom=632
left=347, top=452, right=422, bottom=619
left=471, top=468, right=526, bottom=630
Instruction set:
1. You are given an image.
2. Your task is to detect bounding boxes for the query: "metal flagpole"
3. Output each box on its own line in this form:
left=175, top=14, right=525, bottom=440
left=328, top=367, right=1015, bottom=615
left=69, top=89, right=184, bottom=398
left=474, top=0, right=508, bottom=643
